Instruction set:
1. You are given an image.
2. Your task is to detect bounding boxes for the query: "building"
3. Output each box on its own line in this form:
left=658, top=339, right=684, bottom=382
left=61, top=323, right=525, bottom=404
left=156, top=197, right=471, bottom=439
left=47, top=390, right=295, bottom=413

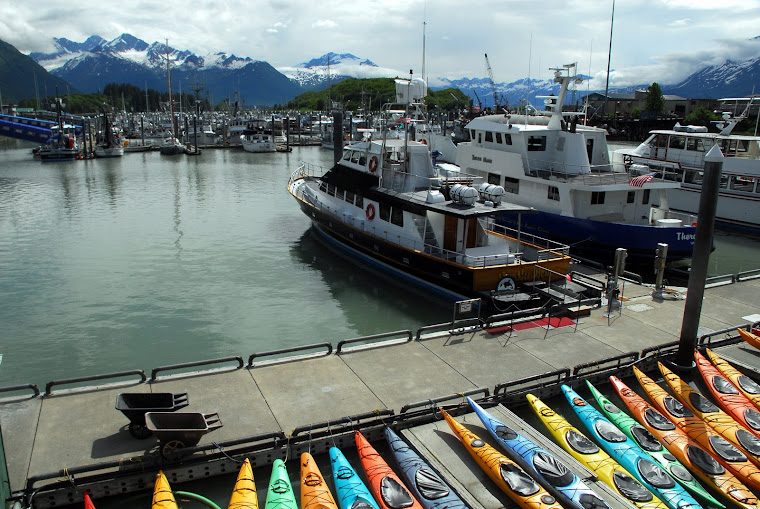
left=580, top=91, right=717, bottom=119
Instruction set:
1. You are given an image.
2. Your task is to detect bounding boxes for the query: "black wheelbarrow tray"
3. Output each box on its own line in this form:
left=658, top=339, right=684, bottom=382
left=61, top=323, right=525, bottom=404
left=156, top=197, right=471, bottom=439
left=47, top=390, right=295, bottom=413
left=115, top=392, right=189, bottom=438
left=145, top=411, right=223, bottom=459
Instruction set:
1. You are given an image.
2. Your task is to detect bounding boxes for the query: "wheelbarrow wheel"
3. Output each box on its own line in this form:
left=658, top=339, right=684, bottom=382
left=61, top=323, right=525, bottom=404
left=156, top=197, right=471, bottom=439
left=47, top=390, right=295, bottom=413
left=128, top=422, right=152, bottom=439
left=161, top=440, right=186, bottom=460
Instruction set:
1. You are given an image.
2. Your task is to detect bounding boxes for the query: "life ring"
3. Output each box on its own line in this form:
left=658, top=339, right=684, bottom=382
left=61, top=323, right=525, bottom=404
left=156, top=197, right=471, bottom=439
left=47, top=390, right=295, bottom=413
left=366, top=203, right=375, bottom=220
left=369, top=156, right=378, bottom=173
left=421, top=138, right=427, bottom=145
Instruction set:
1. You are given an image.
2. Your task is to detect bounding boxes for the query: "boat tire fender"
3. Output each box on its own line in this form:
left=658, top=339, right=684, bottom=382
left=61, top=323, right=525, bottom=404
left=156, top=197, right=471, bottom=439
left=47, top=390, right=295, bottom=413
left=369, top=156, right=378, bottom=173
left=366, top=204, right=375, bottom=220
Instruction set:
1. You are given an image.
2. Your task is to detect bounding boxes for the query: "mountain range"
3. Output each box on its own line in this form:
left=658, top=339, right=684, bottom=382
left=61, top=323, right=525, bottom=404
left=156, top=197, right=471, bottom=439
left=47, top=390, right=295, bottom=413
left=3, top=33, right=760, bottom=107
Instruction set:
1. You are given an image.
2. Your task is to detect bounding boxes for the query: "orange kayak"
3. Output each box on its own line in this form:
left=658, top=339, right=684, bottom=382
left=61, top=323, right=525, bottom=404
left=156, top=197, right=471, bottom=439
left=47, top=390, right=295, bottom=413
left=229, top=458, right=259, bottom=509
left=633, top=365, right=760, bottom=491
left=612, top=373, right=759, bottom=508
left=442, top=409, right=564, bottom=509
left=695, top=350, right=760, bottom=437
left=658, top=361, right=760, bottom=464
left=706, top=348, right=760, bottom=412
left=738, top=329, right=760, bottom=350
left=84, top=492, right=96, bottom=509
left=301, top=452, right=339, bottom=509
left=152, top=471, right=178, bottom=509
left=355, top=430, right=423, bottom=509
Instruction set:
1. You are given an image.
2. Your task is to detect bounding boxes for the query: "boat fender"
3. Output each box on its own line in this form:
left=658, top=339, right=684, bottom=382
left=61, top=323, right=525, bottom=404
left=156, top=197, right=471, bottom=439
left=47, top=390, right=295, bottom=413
left=369, top=156, right=379, bottom=173
left=366, top=204, right=375, bottom=220
left=421, top=138, right=427, bottom=145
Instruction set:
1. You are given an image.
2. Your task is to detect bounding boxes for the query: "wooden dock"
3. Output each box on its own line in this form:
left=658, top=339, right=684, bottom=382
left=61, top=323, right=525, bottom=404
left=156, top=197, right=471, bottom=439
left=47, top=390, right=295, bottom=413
left=1, top=273, right=759, bottom=508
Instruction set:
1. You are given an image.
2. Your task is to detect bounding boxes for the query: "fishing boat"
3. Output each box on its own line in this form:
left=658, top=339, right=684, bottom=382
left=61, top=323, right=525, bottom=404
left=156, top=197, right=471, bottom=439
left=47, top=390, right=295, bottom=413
left=287, top=104, right=573, bottom=314
left=452, top=64, right=698, bottom=267
left=241, top=132, right=276, bottom=153
left=613, top=99, right=760, bottom=232
left=36, top=94, right=79, bottom=162
left=93, top=106, right=124, bottom=158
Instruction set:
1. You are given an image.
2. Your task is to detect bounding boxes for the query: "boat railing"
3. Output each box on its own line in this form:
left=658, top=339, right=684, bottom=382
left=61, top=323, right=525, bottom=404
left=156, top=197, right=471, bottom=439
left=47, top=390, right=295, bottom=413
left=524, top=157, right=686, bottom=186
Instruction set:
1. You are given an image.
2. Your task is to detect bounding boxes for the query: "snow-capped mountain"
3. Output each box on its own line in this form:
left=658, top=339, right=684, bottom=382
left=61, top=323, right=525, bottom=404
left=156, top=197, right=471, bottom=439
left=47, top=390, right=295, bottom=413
left=280, top=52, right=383, bottom=89
left=664, top=57, right=760, bottom=99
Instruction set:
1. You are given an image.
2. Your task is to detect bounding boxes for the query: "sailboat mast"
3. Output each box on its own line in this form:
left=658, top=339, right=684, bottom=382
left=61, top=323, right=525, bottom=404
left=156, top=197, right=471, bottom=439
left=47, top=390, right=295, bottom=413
left=603, top=0, right=615, bottom=117
left=166, top=39, right=176, bottom=138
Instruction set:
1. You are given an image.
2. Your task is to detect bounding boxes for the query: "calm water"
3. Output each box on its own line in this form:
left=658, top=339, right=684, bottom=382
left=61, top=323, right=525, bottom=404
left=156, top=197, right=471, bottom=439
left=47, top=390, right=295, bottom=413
left=0, top=140, right=452, bottom=388
left=1, top=139, right=759, bottom=388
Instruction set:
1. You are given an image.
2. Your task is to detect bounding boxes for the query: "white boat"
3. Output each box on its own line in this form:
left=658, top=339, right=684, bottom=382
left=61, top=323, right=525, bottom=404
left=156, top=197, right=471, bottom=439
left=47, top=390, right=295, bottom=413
left=240, top=132, right=276, bottom=153
left=612, top=101, right=760, bottom=232
left=123, top=140, right=153, bottom=152
left=36, top=95, right=79, bottom=162
left=288, top=115, right=574, bottom=314
left=159, top=136, right=186, bottom=156
left=93, top=108, right=124, bottom=158
left=452, top=64, right=698, bottom=268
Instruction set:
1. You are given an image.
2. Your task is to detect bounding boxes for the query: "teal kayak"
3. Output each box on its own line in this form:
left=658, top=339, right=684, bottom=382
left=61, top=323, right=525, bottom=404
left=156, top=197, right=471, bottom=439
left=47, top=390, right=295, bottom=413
left=329, top=446, right=380, bottom=509
left=467, top=397, right=609, bottom=509
left=585, top=381, right=723, bottom=509
left=384, top=427, right=468, bottom=509
left=561, top=384, right=703, bottom=509
left=264, top=459, right=298, bottom=509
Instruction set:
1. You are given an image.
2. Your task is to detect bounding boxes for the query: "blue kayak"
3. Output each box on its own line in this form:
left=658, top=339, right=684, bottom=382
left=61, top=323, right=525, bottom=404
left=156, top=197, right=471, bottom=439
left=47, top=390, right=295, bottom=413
left=329, top=446, right=380, bottom=509
left=384, top=427, right=468, bottom=509
left=467, top=397, right=609, bottom=509
left=561, top=385, right=704, bottom=509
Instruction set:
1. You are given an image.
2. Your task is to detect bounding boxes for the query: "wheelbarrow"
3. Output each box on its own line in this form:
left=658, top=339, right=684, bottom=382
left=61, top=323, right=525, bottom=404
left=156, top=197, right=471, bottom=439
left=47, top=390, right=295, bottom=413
left=145, top=411, right=223, bottom=459
left=115, top=392, right=189, bottom=438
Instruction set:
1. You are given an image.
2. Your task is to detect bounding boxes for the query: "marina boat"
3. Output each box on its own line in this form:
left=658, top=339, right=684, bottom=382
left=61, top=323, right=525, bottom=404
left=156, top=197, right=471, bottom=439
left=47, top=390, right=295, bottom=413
left=93, top=107, right=124, bottom=158
left=36, top=95, right=79, bottom=162
left=287, top=132, right=572, bottom=314
left=613, top=103, right=760, bottom=232
left=159, top=136, right=186, bottom=156
left=453, top=64, right=698, bottom=267
left=241, top=132, right=276, bottom=153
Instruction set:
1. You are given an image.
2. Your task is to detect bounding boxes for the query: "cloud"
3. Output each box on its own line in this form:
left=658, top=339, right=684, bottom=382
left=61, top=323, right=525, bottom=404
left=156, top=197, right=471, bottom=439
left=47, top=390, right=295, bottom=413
left=312, top=19, right=337, bottom=29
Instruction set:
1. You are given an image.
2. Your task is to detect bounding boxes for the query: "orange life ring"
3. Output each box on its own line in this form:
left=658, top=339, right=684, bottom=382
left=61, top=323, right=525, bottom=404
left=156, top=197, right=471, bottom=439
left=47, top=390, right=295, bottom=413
left=421, top=138, right=427, bottom=145
left=369, top=156, right=378, bottom=173
left=366, top=203, right=375, bottom=220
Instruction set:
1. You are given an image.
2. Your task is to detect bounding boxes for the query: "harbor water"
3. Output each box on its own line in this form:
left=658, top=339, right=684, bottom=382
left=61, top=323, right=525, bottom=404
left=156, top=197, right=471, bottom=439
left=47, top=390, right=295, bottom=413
left=1, top=139, right=759, bottom=389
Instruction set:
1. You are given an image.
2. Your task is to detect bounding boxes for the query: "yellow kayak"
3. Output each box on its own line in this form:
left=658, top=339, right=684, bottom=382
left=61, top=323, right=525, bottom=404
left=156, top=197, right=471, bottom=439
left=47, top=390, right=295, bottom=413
left=229, top=458, right=259, bottom=509
left=706, top=348, right=760, bottom=412
left=441, top=409, right=563, bottom=509
left=153, top=471, right=178, bottom=509
left=526, top=394, right=667, bottom=509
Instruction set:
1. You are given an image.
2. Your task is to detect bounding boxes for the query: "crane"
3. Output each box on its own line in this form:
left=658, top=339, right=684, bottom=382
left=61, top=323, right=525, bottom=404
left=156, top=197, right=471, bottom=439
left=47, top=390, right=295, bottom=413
left=484, top=53, right=499, bottom=111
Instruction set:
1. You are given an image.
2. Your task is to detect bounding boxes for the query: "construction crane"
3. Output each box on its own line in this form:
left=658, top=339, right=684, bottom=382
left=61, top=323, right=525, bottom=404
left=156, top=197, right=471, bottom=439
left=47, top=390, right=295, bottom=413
left=484, top=53, right=499, bottom=111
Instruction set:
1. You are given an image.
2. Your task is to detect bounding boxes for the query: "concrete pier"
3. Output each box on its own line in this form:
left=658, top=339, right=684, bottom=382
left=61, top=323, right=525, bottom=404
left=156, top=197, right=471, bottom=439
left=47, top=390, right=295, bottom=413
left=1, top=270, right=759, bottom=508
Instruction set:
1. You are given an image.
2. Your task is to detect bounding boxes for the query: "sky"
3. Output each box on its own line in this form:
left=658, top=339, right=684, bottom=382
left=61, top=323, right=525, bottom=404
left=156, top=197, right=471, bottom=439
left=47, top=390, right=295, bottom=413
left=2, top=0, right=760, bottom=89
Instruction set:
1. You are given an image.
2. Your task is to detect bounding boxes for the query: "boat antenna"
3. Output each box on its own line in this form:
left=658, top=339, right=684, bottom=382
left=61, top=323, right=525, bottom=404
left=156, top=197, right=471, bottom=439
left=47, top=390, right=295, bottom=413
left=603, top=0, right=615, bottom=118
left=421, top=0, right=427, bottom=85
left=526, top=33, right=532, bottom=126
left=585, top=41, right=592, bottom=125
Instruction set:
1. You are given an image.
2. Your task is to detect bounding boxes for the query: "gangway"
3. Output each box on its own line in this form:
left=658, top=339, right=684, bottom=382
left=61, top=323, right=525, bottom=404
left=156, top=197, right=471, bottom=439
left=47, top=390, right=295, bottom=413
left=0, top=114, right=82, bottom=144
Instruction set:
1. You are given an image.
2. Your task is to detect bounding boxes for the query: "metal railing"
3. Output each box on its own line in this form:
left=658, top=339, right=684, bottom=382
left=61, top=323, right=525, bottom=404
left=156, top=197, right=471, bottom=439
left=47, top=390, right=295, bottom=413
left=336, top=330, right=413, bottom=353
left=151, top=357, right=244, bottom=381
left=45, top=369, right=147, bottom=396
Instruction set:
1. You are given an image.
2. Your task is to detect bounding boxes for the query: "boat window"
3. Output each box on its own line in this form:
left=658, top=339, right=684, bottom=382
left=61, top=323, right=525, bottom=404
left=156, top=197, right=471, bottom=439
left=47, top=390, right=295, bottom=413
left=504, top=177, right=519, bottom=194
left=686, top=138, right=704, bottom=151
left=342, top=150, right=353, bottom=162
left=391, top=207, right=403, bottom=227
left=591, top=191, right=605, bottom=205
left=657, top=135, right=668, bottom=148
left=379, top=203, right=391, bottom=222
left=488, top=173, right=500, bottom=185
left=496, top=133, right=503, bottom=144
left=319, top=181, right=328, bottom=193
left=642, top=189, right=650, bottom=205
left=359, top=154, right=366, bottom=166
left=345, top=191, right=355, bottom=204
left=737, top=140, right=750, bottom=154
left=327, top=184, right=337, bottom=196
left=720, top=176, right=729, bottom=189
left=477, top=132, right=482, bottom=144
left=627, top=191, right=635, bottom=203
left=355, top=195, right=364, bottom=208
left=528, top=136, right=547, bottom=151
left=485, top=131, right=493, bottom=143
left=504, top=134, right=512, bottom=145
left=351, top=151, right=362, bottom=164
left=548, top=186, right=559, bottom=201
left=335, top=188, right=345, bottom=200
left=730, top=176, right=755, bottom=192
left=669, top=136, right=685, bottom=150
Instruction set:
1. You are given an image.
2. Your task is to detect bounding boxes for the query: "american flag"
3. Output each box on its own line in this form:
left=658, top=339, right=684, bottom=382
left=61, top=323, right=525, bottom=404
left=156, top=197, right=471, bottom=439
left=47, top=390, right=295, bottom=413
left=629, top=172, right=656, bottom=187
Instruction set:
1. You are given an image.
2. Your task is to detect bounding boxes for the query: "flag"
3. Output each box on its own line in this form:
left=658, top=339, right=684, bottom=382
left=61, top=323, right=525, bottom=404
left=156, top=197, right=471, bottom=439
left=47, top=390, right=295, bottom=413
left=629, top=172, right=656, bottom=187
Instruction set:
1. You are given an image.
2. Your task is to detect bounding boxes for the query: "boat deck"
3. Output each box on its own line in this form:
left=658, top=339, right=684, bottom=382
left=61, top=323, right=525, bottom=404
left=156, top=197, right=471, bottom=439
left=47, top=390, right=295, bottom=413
left=1, top=270, right=759, bottom=508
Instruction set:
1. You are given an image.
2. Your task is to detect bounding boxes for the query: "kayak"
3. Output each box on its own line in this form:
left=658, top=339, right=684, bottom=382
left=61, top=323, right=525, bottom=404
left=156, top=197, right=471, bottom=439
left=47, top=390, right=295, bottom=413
left=561, top=384, right=703, bottom=509
left=633, top=365, right=760, bottom=492
left=658, top=361, right=760, bottom=463
left=695, top=349, right=760, bottom=436
left=737, top=329, right=760, bottom=350
left=355, top=430, right=423, bottom=509
left=706, top=348, right=760, bottom=412
left=612, top=373, right=759, bottom=509
left=384, top=427, right=468, bottom=509
left=301, top=452, right=339, bottom=509
left=526, top=393, right=666, bottom=509
left=329, top=446, right=380, bottom=509
left=466, top=397, right=609, bottom=509
left=440, top=409, right=563, bottom=509
left=265, top=459, right=298, bottom=509
left=229, top=458, right=259, bottom=509
left=84, top=492, right=96, bottom=509
left=585, top=380, right=722, bottom=509
left=153, top=471, right=178, bottom=509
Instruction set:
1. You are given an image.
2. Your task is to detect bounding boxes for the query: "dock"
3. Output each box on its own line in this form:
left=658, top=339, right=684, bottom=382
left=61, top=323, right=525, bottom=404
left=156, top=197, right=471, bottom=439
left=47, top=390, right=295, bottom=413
left=1, top=270, right=759, bottom=509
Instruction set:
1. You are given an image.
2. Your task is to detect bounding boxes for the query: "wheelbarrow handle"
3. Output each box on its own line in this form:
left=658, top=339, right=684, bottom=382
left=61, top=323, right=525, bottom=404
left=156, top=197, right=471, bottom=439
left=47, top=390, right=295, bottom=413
left=173, top=392, right=190, bottom=409
left=203, top=412, right=223, bottom=431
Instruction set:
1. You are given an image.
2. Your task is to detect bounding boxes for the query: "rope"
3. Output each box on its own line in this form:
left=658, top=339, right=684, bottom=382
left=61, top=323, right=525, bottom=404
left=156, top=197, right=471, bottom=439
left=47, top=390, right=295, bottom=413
left=211, top=442, right=243, bottom=463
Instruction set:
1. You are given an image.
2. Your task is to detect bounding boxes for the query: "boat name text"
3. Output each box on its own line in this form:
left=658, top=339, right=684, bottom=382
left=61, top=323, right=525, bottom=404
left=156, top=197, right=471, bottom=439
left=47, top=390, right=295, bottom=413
left=472, top=155, right=493, bottom=164
left=676, top=232, right=696, bottom=241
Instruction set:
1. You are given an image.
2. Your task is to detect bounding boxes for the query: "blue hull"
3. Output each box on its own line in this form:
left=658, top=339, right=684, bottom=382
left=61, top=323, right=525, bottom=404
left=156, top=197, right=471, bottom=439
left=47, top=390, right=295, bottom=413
left=561, top=385, right=704, bottom=509
left=467, top=397, right=609, bottom=509
left=497, top=212, right=696, bottom=266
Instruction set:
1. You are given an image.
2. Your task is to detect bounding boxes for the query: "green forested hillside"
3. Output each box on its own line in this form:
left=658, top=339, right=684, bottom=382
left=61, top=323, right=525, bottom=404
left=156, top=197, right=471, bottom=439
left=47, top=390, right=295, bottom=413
left=0, top=38, right=75, bottom=104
